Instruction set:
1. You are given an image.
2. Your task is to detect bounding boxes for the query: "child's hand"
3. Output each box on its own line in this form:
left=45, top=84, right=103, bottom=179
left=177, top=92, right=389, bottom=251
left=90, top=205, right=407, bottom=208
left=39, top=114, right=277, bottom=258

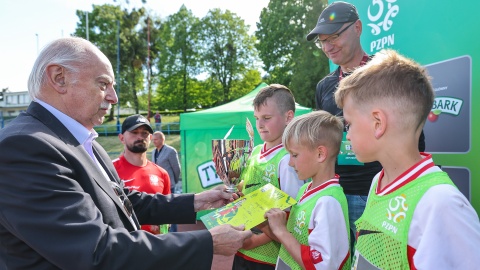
left=264, top=208, right=287, bottom=235
left=257, top=221, right=280, bottom=243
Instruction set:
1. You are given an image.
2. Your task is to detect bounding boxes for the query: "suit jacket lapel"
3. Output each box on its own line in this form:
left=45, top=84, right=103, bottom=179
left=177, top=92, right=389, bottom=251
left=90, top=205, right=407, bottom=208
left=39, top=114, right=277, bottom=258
left=158, top=146, right=168, bottom=163
left=28, top=102, right=138, bottom=228
left=93, top=143, right=140, bottom=228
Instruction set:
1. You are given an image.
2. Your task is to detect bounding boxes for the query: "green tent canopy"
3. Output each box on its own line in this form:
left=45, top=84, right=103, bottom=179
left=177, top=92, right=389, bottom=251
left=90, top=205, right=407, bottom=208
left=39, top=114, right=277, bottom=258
left=180, top=82, right=312, bottom=194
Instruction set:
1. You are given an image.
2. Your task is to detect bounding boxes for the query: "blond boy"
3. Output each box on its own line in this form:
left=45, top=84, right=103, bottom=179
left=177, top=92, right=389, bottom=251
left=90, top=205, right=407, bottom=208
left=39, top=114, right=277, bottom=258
left=335, top=49, right=480, bottom=269
left=233, top=84, right=305, bottom=270
left=265, top=111, right=351, bottom=270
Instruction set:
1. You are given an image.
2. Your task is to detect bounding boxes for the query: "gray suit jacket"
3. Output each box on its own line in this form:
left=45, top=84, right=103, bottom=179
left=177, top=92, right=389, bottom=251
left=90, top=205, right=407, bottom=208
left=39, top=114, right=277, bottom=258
left=0, top=102, right=213, bottom=269
left=152, top=144, right=181, bottom=187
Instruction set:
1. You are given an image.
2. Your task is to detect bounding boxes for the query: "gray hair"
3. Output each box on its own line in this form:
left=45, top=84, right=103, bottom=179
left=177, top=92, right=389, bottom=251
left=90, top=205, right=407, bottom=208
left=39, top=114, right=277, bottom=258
left=28, top=37, right=97, bottom=101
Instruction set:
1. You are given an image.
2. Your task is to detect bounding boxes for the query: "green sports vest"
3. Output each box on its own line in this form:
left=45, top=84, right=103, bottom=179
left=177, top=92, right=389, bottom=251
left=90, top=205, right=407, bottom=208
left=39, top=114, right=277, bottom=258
left=159, top=224, right=169, bottom=234
left=353, top=171, right=455, bottom=269
left=277, top=183, right=350, bottom=270
left=238, top=144, right=288, bottom=265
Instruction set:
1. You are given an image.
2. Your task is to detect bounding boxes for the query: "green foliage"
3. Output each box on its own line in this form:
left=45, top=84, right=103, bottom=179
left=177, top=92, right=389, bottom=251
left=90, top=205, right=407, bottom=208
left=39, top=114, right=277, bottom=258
left=198, top=9, right=259, bottom=104
left=255, top=0, right=329, bottom=108
left=152, top=5, right=202, bottom=111
left=74, top=1, right=329, bottom=111
left=75, top=5, right=149, bottom=115
left=229, top=69, right=263, bottom=100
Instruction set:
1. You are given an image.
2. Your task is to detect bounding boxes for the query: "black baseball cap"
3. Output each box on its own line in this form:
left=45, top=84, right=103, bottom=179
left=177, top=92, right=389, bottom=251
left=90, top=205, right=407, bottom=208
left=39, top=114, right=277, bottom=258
left=121, top=114, right=153, bottom=134
left=306, top=1, right=359, bottom=41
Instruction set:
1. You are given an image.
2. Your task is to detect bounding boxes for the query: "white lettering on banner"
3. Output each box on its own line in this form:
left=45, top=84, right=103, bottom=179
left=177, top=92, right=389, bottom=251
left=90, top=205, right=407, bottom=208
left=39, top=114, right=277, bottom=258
left=432, top=97, right=464, bottom=116
left=434, top=86, right=448, bottom=92
left=198, top=161, right=223, bottom=188
left=370, top=34, right=395, bottom=51
left=367, top=0, right=399, bottom=53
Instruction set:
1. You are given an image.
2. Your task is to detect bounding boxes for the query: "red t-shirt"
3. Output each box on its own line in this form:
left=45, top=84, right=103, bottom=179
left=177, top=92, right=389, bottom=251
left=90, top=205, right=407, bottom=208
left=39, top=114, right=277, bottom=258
left=113, top=155, right=171, bottom=234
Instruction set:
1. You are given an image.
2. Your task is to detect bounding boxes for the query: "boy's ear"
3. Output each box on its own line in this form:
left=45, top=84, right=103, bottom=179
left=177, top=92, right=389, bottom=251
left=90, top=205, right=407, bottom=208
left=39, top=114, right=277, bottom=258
left=372, top=109, right=387, bottom=139
left=285, top=110, right=294, bottom=124
left=45, top=64, right=67, bottom=94
left=317, top=145, right=328, bottom=163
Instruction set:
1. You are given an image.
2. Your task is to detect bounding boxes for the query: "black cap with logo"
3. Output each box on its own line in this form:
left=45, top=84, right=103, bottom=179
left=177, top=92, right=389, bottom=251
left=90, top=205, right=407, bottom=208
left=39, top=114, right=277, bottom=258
left=121, top=114, right=154, bottom=134
left=306, top=1, right=359, bottom=41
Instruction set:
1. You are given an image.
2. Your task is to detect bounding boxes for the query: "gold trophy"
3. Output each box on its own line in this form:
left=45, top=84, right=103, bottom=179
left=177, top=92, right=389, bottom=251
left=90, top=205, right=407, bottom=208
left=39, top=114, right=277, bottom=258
left=212, top=119, right=254, bottom=193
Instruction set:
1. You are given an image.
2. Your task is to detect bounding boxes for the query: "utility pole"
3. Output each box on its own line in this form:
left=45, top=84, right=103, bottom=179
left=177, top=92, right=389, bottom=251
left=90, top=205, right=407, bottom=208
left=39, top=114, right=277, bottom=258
left=86, top=11, right=89, bottom=40
left=116, top=20, right=121, bottom=133
left=146, top=16, right=151, bottom=121
left=35, top=33, right=39, bottom=55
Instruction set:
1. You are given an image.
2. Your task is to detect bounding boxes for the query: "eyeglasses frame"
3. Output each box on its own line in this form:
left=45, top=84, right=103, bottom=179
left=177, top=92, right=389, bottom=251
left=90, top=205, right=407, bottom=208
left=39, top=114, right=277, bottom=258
left=314, top=20, right=357, bottom=49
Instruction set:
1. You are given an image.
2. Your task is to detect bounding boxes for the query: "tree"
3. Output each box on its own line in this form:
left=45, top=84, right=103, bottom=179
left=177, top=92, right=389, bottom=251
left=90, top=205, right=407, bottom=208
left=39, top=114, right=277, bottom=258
left=229, top=69, right=262, bottom=99
left=255, top=0, right=329, bottom=108
left=75, top=4, right=148, bottom=116
left=119, top=7, right=149, bottom=114
left=75, top=4, right=123, bottom=120
left=138, top=13, right=162, bottom=117
left=74, top=4, right=262, bottom=112
left=151, top=5, right=201, bottom=111
left=198, top=9, right=259, bottom=104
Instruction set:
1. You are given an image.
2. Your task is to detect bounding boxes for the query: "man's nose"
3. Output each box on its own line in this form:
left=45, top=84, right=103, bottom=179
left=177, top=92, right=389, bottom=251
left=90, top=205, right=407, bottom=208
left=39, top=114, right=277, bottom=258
left=106, top=86, right=118, bottom=104
left=322, top=42, right=335, bottom=52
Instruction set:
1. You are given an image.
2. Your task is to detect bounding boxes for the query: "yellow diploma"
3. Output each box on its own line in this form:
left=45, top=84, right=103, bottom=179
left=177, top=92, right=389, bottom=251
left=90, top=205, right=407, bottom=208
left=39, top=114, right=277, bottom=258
left=201, top=183, right=297, bottom=230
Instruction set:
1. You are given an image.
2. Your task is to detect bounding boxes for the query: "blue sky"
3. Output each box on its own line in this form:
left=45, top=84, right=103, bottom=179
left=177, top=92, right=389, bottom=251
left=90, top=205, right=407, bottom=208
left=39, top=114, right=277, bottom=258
left=0, top=0, right=269, bottom=92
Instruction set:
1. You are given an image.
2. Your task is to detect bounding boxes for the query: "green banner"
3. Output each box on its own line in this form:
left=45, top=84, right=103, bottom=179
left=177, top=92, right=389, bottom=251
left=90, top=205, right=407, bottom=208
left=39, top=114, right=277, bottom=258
left=180, top=83, right=312, bottom=194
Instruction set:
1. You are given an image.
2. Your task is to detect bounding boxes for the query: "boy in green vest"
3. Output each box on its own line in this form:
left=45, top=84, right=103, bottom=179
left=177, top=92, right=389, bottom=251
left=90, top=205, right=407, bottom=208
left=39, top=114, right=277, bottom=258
left=264, top=110, right=351, bottom=270
left=233, top=84, right=305, bottom=270
left=334, top=49, right=480, bottom=269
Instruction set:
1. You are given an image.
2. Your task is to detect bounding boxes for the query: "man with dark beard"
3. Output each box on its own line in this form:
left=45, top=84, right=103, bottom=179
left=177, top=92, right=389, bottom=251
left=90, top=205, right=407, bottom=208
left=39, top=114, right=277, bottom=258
left=113, top=114, right=171, bottom=234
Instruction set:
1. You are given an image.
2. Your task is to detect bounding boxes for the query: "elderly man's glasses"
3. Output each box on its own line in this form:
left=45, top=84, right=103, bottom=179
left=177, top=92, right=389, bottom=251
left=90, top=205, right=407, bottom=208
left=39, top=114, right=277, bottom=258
left=314, top=21, right=356, bottom=49
left=111, top=181, right=133, bottom=218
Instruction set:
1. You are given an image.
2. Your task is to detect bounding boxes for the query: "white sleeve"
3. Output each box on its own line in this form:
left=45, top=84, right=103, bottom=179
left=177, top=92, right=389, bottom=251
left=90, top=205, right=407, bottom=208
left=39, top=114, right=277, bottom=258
left=278, top=154, right=305, bottom=199
left=309, top=196, right=350, bottom=270
left=409, top=184, right=480, bottom=269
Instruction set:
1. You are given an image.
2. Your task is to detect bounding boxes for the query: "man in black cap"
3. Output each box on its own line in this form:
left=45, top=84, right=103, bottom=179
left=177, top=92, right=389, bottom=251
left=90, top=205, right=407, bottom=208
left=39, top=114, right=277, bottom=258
left=307, top=1, right=425, bottom=252
left=307, top=1, right=366, bottom=79
left=113, top=114, right=172, bottom=235
left=121, top=113, right=155, bottom=135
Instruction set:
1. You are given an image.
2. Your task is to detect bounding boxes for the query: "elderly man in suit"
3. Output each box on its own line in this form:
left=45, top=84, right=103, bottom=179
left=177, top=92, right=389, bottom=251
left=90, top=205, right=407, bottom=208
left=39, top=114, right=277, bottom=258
left=152, top=131, right=181, bottom=194
left=0, top=36, right=251, bottom=269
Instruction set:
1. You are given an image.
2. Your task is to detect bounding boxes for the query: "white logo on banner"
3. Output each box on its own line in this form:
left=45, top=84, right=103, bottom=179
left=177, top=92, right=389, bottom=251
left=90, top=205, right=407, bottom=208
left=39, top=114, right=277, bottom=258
left=198, top=160, right=223, bottom=189
left=367, top=0, right=399, bottom=52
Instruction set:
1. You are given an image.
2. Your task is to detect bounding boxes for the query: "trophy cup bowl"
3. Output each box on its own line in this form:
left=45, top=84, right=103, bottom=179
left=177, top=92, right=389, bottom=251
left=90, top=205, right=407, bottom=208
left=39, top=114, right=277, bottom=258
left=212, top=139, right=252, bottom=193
